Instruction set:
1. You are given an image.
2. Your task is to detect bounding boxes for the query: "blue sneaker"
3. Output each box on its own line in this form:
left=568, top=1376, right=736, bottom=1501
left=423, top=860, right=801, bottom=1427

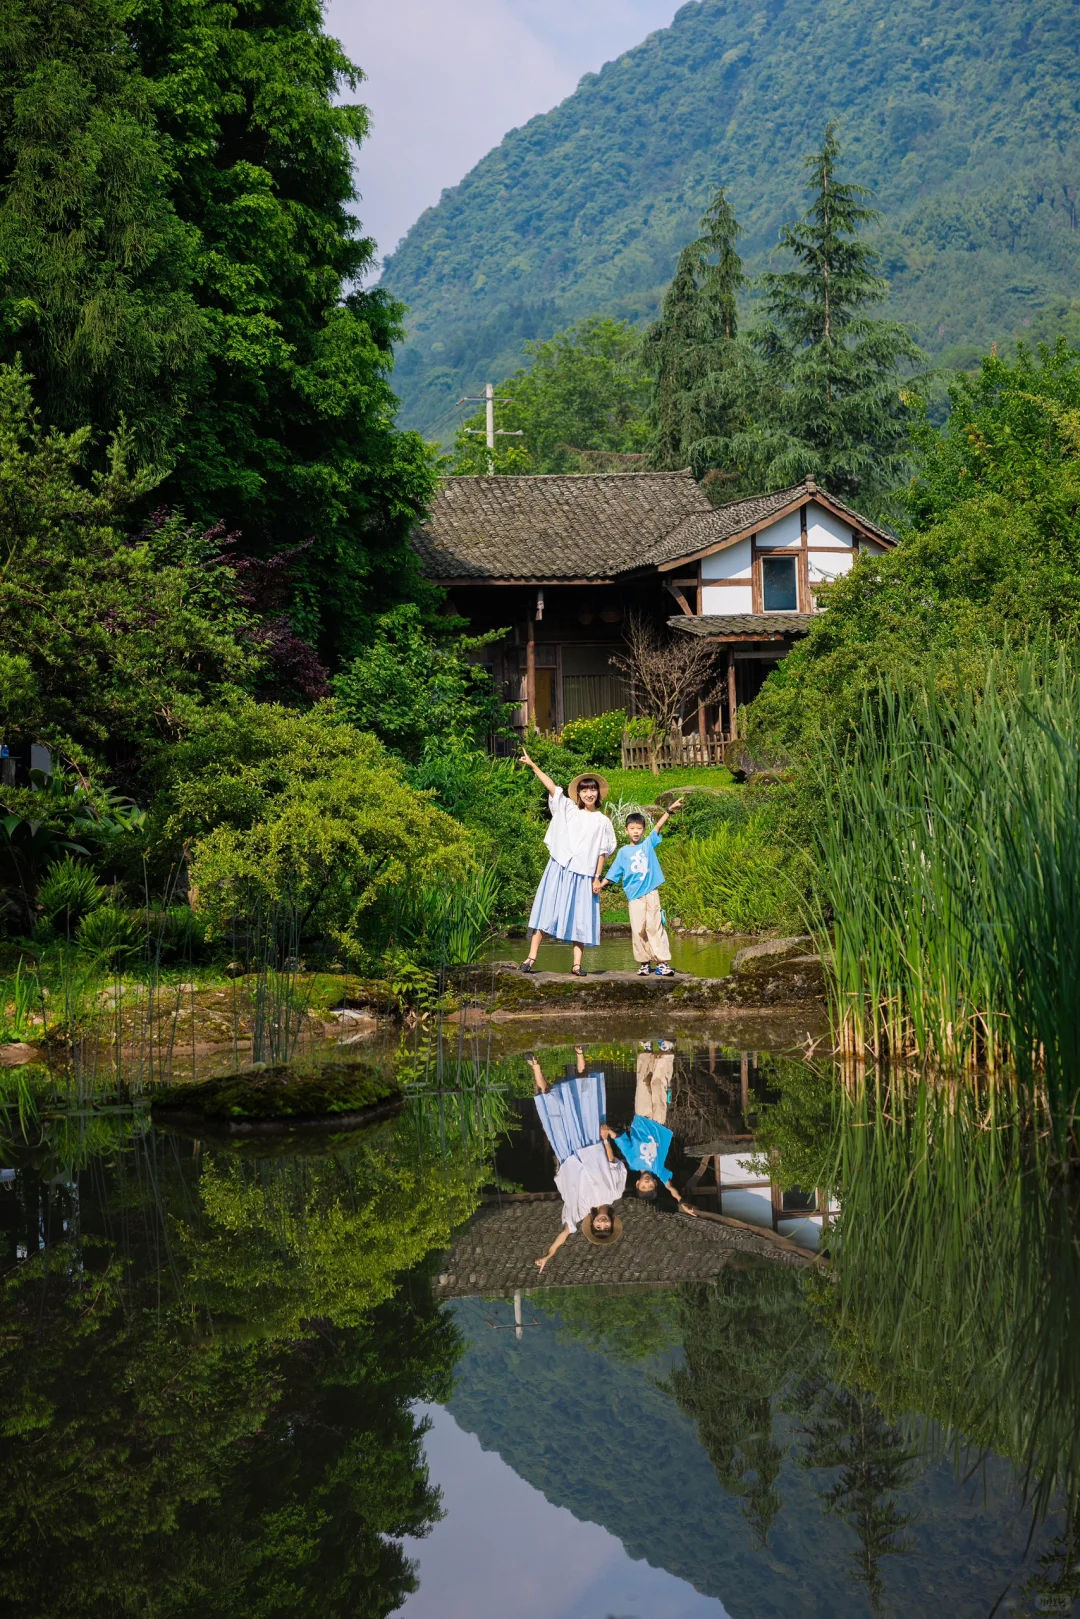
left=654, top=963, right=675, bottom=978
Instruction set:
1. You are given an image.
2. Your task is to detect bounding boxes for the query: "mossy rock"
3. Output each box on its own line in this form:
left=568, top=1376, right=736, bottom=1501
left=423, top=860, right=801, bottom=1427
left=151, top=1057, right=402, bottom=1133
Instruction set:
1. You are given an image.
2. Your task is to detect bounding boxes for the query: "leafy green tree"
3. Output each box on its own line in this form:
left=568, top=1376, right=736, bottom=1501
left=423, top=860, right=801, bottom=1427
left=153, top=697, right=471, bottom=954
left=735, top=124, right=922, bottom=511
left=645, top=187, right=757, bottom=486
left=451, top=317, right=651, bottom=474
left=0, top=0, right=437, bottom=666
left=133, top=0, right=439, bottom=663
left=0, top=362, right=259, bottom=762
left=333, top=604, right=512, bottom=762
left=747, top=341, right=1080, bottom=755
left=0, top=0, right=204, bottom=459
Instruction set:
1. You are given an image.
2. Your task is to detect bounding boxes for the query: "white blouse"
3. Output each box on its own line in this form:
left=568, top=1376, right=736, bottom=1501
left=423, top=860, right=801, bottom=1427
left=555, top=1143, right=627, bottom=1233
left=544, top=787, right=617, bottom=876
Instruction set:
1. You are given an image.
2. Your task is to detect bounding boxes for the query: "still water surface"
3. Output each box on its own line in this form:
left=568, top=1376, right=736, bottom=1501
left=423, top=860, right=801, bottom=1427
left=1, top=1030, right=1077, bottom=1618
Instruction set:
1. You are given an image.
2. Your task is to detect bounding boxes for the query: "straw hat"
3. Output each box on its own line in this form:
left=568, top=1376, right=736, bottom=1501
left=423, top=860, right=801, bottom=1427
left=568, top=772, right=610, bottom=805
left=581, top=1209, right=624, bottom=1245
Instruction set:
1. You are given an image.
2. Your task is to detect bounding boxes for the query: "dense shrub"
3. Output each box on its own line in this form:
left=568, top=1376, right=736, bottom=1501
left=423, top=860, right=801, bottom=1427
left=407, top=739, right=546, bottom=921
left=660, top=818, right=803, bottom=933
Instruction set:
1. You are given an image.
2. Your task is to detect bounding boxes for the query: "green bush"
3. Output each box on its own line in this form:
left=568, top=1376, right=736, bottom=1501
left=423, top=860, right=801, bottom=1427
left=558, top=710, right=628, bottom=769
left=36, top=856, right=105, bottom=933
left=667, top=791, right=751, bottom=841
left=407, top=739, right=545, bottom=922
left=76, top=904, right=141, bottom=965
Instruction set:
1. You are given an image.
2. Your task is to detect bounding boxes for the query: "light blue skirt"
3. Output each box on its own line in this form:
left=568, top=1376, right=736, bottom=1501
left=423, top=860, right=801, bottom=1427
left=534, top=1073, right=607, bottom=1163
left=528, top=858, right=601, bottom=946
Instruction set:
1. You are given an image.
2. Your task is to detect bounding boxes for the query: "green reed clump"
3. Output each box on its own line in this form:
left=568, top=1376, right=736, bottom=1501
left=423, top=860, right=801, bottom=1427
left=816, top=649, right=1080, bottom=1132
left=827, top=1075, right=1080, bottom=1531
left=661, top=816, right=802, bottom=932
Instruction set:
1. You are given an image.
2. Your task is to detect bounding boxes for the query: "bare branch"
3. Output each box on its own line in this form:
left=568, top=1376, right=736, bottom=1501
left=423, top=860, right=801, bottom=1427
left=610, top=614, right=723, bottom=770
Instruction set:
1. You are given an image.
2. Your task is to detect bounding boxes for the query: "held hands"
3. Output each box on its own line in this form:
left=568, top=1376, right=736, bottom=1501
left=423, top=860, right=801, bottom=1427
left=592, top=877, right=605, bottom=894
left=599, top=1124, right=616, bottom=1141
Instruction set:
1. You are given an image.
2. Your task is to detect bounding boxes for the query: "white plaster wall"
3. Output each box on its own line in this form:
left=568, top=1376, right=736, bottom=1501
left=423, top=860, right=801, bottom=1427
left=756, top=508, right=801, bottom=548
left=701, top=535, right=751, bottom=580
left=806, top=499, right=851, bottom=548
left=701, top=583, right=753, bottom=613
left=808, top=549, right=855, bottom=583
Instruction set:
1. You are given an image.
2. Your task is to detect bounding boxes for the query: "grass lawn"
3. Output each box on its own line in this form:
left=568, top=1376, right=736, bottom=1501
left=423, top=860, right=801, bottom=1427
left=602, top=765, right=736, bottom=803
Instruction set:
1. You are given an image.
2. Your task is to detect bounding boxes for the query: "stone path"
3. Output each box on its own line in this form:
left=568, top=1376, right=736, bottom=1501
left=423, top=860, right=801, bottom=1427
left=434, top=1197, right=815, bottom=1299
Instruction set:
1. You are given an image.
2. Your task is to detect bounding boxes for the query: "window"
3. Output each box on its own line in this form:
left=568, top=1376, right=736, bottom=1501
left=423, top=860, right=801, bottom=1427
left=761, top=556, right=798, bottom=611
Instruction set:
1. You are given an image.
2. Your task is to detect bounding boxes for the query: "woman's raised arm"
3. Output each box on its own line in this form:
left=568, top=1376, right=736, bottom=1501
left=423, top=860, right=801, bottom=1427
left=520, top=748, right=558, bottom=798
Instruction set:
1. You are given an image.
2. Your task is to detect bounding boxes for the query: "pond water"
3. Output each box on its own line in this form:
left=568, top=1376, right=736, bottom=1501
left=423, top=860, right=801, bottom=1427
left=480, top=931, right=751, bottom=978
left=1, top=1027, right=1077, bottom=1619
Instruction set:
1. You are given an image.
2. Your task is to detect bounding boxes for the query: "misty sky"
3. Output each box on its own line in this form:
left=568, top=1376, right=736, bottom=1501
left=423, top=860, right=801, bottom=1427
left=327, top=1, right=681, bottom=271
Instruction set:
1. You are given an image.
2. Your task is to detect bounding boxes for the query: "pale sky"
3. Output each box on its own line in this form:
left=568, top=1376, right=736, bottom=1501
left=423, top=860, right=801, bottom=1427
left=326, top=1, right=681, bottom=271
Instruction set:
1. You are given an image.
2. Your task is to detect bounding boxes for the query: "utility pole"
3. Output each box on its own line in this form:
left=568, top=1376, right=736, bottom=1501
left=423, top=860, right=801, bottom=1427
left=459, top=382, right=524, bottom=474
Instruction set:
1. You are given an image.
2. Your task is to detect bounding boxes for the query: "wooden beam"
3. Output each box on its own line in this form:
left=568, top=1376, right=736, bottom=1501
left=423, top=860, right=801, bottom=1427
left=727, top=648, right=737, bottom=741
left=664, top=580, right=694, bottom=617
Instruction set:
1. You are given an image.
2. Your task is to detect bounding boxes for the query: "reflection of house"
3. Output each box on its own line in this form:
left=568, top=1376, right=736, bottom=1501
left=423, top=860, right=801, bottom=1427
left=413, top=472, right=895, bottom=736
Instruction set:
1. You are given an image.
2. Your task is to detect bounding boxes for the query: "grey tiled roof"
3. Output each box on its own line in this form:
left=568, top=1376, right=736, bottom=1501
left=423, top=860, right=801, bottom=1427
left=671, top=613, right=816, bottom=639
left=646, top=480, right=895, bottom=568
left=412, top=471, right=713, bottom=581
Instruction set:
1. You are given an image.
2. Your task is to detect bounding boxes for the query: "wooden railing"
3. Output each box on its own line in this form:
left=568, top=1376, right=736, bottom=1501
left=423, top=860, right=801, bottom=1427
left=620, top=731, right=731, bottom=770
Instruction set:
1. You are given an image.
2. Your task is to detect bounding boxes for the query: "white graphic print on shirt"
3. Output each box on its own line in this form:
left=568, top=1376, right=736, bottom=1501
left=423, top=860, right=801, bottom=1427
left=637, top=1137, right=658, bottom=1167
left=629, top=847, right=650, bottom=875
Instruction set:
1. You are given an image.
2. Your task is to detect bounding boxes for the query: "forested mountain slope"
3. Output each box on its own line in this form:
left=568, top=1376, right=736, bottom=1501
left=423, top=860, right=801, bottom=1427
left=381, top=0, right=1080, bottom=438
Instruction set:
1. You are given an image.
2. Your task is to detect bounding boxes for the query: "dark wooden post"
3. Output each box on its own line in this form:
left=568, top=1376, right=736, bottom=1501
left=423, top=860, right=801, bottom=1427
left=726, top=649, right=737, bottom=741
left=526, top=616, right=536, bottom=730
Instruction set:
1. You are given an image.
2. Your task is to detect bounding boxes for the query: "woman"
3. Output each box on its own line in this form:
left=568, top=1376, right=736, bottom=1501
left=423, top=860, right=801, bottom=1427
left=519, top=749, right=616, bottom=977
left=528, top=1047, right=626, bottom=1274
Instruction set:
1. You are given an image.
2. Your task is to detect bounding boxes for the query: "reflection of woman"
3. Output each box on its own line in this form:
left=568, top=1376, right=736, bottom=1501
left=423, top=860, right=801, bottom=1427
left=528, top=1046, right=626, bottom=1272
left=519, top=751, right=616, bottom=978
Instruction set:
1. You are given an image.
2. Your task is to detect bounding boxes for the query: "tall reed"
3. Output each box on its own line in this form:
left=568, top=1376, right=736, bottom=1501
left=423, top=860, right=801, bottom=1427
left=814, top=649, right=1080, bottom=1137
left=827, top=1073, right=1080, bottom=1531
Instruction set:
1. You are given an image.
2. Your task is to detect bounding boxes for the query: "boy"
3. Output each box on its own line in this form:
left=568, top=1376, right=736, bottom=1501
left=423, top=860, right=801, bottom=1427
left=608, top=1040, right=698, bottom=1213
left=596, top=799, right=682, bottom=976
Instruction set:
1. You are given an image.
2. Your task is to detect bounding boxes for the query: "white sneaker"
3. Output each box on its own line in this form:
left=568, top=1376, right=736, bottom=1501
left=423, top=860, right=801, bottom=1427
left=637, top=963, right=652, bottom=976
left=654, top=963, right=675, bottom=978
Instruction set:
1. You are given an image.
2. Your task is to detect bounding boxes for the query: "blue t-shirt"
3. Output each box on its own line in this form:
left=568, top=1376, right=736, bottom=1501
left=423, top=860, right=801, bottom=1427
left=615, top=1115, right=674, bottom=1182
left=605, top=830, right=664, bottom=901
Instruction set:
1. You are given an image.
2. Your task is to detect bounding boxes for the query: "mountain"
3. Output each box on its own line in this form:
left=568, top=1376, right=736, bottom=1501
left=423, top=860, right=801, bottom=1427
left=380, top=0, right=1080, bottom=440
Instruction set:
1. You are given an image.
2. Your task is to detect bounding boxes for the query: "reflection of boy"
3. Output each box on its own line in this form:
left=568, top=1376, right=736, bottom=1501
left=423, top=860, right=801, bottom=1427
left=615, top=1043, right=698, bottom=1213
left=599, top=801, right=682, bottom=977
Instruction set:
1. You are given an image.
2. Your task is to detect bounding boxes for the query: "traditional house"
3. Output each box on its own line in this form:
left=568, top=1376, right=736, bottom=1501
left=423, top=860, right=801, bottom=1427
left=412, top=472, right=894, bottom=741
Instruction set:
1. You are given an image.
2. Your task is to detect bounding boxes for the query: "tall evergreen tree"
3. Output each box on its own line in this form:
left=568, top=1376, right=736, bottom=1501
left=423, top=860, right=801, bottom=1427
left=737, top=122, right=922, bottom=511
left=0, top=0, right=437, bottom=668
left=0, top=0, right=204, bottom=458
left=645, top=186, right=755, bottom=481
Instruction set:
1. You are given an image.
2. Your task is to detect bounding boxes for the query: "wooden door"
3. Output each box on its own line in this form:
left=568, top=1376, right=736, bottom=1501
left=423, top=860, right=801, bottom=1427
left=535, top=668, right=556, bottom=733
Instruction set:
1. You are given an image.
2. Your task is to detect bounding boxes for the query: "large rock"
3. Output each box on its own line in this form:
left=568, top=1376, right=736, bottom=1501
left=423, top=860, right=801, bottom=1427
left=728, top=938, right=824, bottom=1006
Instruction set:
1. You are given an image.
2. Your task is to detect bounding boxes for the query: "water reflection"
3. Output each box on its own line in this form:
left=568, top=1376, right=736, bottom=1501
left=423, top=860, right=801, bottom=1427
left=0, top=1034, right=1077, bottom=1618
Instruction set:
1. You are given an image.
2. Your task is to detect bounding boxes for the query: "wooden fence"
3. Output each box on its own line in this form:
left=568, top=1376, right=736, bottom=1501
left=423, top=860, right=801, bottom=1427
left=620, top=731, right=731, bottom=770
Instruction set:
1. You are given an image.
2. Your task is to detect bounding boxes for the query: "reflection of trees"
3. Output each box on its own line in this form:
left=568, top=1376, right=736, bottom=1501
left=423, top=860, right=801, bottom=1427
left=791, top=1376, right=919, bottom=1616
left=0, top=1236, right=459, bottom=1618
left=664, top=1268, right=820, bottom=1545
left=0, top=1104, right=480, bottom=1619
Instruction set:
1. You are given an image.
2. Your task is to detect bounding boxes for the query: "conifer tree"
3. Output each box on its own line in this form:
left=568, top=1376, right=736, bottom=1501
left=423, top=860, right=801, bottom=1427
left=645, top=186, right=756, bottom=481
left=738, top=123, right=921, bottom=510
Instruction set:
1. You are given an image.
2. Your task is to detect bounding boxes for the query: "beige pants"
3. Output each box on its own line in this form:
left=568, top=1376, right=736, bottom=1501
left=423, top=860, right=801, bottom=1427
left=635, top=1051, right=674, bottom=1124
left=628, top=889, right=671, bottom=964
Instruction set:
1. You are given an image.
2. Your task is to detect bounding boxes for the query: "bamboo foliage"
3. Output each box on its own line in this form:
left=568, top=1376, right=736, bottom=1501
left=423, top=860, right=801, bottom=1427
left=813, top=650, right=1080, bottom=1141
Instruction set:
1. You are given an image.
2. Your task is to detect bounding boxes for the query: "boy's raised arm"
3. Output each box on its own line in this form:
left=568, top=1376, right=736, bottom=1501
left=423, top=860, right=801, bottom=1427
left=653, top=797, right=684, bottom=835
left=519, top=748, right=558, bottom=798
